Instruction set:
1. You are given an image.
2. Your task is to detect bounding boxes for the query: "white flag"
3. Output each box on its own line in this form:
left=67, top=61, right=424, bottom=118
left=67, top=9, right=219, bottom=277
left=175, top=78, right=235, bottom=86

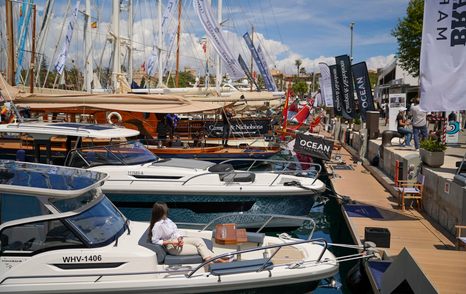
left=318, top=63, right=334, bottom=107
left=420, top=1, right=466, bottom=111
left=54, top=0, right=80, bottom=75
left=147, top=51, right=157, bottom=76
left=193, top=0, right=244, bottom=80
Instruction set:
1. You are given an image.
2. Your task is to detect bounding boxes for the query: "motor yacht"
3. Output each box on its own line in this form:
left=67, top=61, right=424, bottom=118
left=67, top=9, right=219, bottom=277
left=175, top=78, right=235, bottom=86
left=0, top=160, right=339, bottom=293
left=0, top=122, right=326, bottom=227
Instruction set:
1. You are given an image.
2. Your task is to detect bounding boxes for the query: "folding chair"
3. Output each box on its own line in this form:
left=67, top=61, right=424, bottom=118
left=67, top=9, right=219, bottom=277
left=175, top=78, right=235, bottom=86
left=394, top=174, right=425, bottom=211
left=455, top=225, right=466, bottom=250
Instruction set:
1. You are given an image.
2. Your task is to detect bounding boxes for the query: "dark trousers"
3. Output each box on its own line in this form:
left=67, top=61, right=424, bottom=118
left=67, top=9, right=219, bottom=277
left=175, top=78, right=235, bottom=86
left=413, top=125, right=428, bottom=149
left=397, top=127, right=412, bottom=146
left=222, top=124, right=231, bottom=146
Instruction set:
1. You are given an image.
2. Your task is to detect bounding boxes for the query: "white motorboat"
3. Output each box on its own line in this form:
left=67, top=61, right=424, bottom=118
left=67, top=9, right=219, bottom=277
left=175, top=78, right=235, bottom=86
left=0, top=122, right=326, bottom=227
left=0, top=160, right=339, bottom=293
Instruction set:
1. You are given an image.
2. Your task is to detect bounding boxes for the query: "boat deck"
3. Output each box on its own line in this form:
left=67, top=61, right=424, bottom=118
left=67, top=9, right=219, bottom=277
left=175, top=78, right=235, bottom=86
left=326, top=145, right=466, bottom=294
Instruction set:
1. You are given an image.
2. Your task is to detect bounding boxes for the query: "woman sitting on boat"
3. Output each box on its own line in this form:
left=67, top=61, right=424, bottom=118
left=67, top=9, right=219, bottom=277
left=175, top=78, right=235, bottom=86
left=149, top=202, right=228, bottom=262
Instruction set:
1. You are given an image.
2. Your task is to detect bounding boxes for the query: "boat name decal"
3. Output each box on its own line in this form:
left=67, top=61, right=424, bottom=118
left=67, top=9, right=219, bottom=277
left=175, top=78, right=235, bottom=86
left=62, top=255, right=102, bottom=263
left=128, top=171, right=143, bottom=176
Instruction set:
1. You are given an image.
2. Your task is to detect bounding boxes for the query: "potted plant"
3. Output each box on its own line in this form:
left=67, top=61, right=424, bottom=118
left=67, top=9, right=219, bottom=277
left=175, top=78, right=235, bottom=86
left=352, top=117, right=362, bottom=132
left=420, top=138, right=447, bottom=167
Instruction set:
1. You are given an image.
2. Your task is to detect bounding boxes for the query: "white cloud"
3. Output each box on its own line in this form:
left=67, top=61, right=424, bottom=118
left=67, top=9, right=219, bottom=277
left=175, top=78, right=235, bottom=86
left=1, top=1, right=401, bottom=81
left=365, top=54, right=396, bottom=70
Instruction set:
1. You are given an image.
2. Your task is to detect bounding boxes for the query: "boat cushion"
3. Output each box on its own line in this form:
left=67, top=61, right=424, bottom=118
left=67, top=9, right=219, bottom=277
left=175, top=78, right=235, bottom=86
left=222, top=173, right=256, bottom=183
left=211, top=230, right=265, bottom=245
left=209, top=258, right=273, bottom=276
left=208, top=164, right=234, bottom=173
left=138, top=229, right=213, bottom=265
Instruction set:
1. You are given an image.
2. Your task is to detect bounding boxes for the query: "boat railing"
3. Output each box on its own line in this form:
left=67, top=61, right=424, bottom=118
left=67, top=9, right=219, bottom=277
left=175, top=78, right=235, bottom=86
left=219, top=158, right=321, bottom=174
left=186, top=237, right=328, bottom=278
left=196, top=213, right=317, bottom=241
left=181, top=159, right=321, bottom=186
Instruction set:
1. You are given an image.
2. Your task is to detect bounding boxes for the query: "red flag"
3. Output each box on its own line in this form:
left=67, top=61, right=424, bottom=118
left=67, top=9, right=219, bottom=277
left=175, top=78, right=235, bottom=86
left=281, top=81, right=292, bottom=139
left=293, top=105, right=310, bottom=125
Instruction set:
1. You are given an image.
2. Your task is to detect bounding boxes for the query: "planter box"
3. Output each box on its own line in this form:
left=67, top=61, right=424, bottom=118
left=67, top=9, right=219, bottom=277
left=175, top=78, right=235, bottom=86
left=420, top=148, right=444, bottom=168
left=353, top=124, right=361, bottom=132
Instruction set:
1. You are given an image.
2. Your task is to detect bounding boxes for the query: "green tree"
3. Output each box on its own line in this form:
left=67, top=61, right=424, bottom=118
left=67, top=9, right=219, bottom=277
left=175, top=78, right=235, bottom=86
left=292, top=81, right=308, bottom=98
left=294, top=59, right=302, bottom=77
left=167, top=71, right=195, bottom=88
left=392, top=0, right=424, bottom=77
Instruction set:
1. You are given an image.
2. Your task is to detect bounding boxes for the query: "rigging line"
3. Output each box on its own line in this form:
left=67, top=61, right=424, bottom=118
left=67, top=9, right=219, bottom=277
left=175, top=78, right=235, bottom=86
left=43, top=0, right=71, bottom=88
left=224, top=1, right=249, bottom=60
left=181, top=1, right=209, bottom=71
left=268, top=0, right=285, bottom=50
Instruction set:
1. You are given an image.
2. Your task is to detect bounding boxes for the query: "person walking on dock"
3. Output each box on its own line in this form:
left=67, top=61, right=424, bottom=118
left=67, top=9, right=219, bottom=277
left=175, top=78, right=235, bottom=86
left=409, top=97, right=428, bottom=150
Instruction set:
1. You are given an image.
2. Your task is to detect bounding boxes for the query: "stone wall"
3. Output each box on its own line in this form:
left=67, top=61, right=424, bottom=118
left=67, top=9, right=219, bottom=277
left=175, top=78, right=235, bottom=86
left=348, top=130, right=465, bottom=233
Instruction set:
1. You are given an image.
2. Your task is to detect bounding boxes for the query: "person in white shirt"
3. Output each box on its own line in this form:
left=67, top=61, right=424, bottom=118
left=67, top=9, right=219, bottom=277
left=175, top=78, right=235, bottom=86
left=148, top=202, right=217, bottom=261
left=409, top=97, right=428, bottom=150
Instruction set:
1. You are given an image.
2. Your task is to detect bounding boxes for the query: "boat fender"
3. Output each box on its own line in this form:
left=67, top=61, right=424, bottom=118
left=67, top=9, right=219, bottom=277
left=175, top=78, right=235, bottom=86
left=107, top=112, right=123, bottom=124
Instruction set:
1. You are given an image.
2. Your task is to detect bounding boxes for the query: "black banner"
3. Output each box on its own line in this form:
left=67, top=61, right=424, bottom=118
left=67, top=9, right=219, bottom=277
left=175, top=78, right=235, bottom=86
left=329, top=65, right=343, bottom=116
left=293, top=133, right=334, bottom=161
left=204, top=119, right=271, bottom=138
left=351, top=62, right=375, bottom=122
left=335, top=55, right=356, bottom=119
left=238, top=54, right=260, bottom=91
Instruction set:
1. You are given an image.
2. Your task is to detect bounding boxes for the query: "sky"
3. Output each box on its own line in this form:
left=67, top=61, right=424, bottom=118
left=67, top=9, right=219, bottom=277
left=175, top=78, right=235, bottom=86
left=0, top=0, right=410, bottom=76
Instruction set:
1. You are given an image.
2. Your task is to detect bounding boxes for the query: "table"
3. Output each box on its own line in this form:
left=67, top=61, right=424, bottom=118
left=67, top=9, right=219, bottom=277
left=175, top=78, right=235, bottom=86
left=214, top=223, right=248, bottom=260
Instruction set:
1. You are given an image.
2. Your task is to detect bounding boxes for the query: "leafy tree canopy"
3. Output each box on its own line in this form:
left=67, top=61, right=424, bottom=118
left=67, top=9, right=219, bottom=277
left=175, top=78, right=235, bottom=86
left=392, top=0, right=424, bottom=77
left=292, top=81, right=308, bottom=98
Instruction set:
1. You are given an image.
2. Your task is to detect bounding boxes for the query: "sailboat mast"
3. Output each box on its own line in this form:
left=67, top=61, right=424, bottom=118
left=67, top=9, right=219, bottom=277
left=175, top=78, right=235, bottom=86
left=215, top=0, right=222, bottom=95
left=128, top=0, right=133, bottom=84
left=112, top=0, right=121, bottom=92
left=157, top=0, right=163, bottom=87
left=84, top=0, right=92, bottom=92
left=175, top=0, right=182, bottom=87
left=6, top=0, right=15, bottom=86
left=29, top=4, right=36, bottom=93
left=250, top=25, right=254, bottom=92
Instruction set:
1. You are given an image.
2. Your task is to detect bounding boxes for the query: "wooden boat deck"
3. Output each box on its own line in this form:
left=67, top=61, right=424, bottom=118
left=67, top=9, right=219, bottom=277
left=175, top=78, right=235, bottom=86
left=327, top=146, right=466, bottom=294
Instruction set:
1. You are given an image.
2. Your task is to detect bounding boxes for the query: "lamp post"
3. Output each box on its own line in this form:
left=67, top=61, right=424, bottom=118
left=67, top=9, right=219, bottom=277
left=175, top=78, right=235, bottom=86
left=350, top=22, right=355, bottom=62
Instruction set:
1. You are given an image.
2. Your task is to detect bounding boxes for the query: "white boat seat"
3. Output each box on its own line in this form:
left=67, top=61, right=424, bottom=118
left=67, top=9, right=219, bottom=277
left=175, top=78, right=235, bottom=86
left=209, top=258, right=273, bottom=276
left=138, top=229, right=213, bottom=265
left=211, top=230, right=265, bottom=245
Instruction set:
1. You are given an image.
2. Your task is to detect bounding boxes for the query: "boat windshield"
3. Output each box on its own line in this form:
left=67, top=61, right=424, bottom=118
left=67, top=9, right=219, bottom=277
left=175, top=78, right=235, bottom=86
left=71, top=141, right=158, bottom=167
left=64, top=197, right=126, bottom=246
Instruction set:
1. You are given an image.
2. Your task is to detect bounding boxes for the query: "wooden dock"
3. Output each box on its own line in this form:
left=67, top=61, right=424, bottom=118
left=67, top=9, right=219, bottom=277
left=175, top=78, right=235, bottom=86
left=326, top=145, right=466, bottom=294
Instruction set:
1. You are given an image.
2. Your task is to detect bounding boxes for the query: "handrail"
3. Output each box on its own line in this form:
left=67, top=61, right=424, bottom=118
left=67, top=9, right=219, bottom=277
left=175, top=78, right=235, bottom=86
left=186, top=238, right=328, bottom=278
left=219, top=158, right=322, bottom=185
left=181, top=161, right=321, bottom=187
left=219, top=158, right=321, bottom=173
left=198, top=213, right=317, bottom=241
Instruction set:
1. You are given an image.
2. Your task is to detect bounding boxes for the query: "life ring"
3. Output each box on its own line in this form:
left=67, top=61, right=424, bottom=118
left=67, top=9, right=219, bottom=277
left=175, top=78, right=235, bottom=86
left=107, top=112, right=123, bottom=124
